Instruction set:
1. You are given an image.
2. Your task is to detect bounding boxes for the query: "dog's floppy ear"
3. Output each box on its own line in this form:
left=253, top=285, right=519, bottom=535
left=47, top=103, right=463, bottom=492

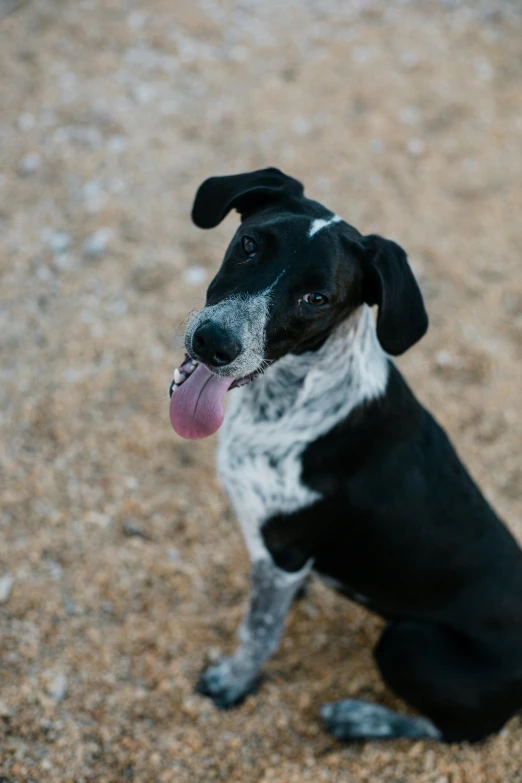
left=360, top=235, right=428, bottom=356
left=192, top=167, right=304, bottom=229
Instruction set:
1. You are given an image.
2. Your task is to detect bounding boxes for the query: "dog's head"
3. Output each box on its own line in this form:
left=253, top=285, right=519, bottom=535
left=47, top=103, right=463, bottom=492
left=170, top=167, right=428, bottom=439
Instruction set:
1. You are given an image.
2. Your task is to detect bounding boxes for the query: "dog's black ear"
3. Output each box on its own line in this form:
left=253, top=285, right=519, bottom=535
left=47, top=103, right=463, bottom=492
left=192, top=167, right=304, bottom=229
left=360, top=235, right=428, bottom=355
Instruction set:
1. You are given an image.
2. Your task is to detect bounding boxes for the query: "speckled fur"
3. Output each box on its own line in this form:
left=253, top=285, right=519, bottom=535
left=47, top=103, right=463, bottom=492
left=320, top=699, right=441, bottom=740
left=217, top=304, right=388, bottom=561
left=184, top=271, right=286, bottom=379
left=196, top=305, right=389, bottom=708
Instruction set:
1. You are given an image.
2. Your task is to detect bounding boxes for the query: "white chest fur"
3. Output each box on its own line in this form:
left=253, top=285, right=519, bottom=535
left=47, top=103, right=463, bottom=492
left=217, top=306, right=389, bottom=563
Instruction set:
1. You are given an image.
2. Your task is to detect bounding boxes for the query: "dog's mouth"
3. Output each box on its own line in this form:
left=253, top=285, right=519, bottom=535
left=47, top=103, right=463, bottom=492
left=168, top=354, right=263, bottom=440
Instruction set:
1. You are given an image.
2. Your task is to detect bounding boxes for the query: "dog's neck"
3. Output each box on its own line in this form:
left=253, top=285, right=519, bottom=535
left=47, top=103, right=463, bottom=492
left=242, top=305, right=389, bottom=420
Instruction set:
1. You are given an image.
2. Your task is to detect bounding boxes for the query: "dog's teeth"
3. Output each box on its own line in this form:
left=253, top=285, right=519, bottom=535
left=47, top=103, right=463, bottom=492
left=174, top=369, right=186, bottom=385
left=192, top=360, right=199, bottom=367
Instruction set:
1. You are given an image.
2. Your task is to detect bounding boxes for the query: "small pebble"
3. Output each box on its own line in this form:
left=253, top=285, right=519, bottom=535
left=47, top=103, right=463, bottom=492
left=46, top=231, right=71, bottom=256
left=18, top=152, right=41, bottom=176
left=406, top=138, right=425, bottom=157
left=82, top=228, right=113, bottom=259
left=107, top=135, right=127, bottom=153
left=122, top=519, right=153, bottom=541
left=46, top=672, right=68, bottom=702
left=18, top=112, right=35, bottom=131
left=53, top=253, right=76, bottom=272
left=435, top=350, right=455, bottom=368
left=0, top=574, right=14, bottom=603
left=183, top=266, right=207, bottom=285
left=63, top=597, right=78, bottom=616
left=0, top=699, right=13, bottom=717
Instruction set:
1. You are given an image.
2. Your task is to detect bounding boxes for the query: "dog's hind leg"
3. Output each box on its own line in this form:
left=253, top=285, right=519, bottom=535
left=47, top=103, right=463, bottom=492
left=196, top=557, right=311, bottom=709
left=321, top=620, right=522, bottom=743
left=321, top=698, right=441, bottom=741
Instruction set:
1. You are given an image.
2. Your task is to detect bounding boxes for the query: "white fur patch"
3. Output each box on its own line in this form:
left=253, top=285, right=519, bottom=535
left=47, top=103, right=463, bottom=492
left=217, top=305, right=389, bottom=563
left=308, top=214, right=342, bottom=238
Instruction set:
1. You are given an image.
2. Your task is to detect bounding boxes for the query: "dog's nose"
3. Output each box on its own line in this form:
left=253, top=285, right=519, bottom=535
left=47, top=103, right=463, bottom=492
left=191, top=322, right=242, bottom=368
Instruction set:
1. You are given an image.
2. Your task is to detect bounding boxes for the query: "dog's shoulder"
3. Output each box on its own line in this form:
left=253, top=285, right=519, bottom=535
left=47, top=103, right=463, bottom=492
left=301, top=362, right=422, bottom=485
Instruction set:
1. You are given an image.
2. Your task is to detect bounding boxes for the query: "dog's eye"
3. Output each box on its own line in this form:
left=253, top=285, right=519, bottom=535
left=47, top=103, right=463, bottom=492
left=242, top=236, right=257, bottom=256
left=303, top=293, right=328, bottom=307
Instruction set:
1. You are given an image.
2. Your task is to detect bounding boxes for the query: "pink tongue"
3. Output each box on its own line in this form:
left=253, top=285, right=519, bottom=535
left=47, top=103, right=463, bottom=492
left=169, top=364, right=233, bottom=440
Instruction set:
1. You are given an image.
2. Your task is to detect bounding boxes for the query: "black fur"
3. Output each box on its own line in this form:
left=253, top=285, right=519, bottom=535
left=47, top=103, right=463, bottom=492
left=360, top=235, right=428, bottom=355
left=193, top=168, right=428, bottom=358
left=262, top=363, right=522, bottom=742
left=189, top=168, right=522, bottom=743
left=192, top=167, right=304, bottom=229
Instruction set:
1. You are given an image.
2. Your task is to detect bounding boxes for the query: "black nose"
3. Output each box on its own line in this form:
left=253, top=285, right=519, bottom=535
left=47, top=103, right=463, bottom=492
left=191, top=321, right=242, bottom=368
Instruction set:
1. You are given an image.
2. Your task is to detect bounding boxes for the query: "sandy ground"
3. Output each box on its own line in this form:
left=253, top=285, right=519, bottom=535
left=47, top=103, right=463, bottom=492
left=1, top=0, right=522, bottom=781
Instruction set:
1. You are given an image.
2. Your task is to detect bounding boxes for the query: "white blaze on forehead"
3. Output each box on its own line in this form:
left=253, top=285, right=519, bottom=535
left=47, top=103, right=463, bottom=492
left=308, top=214, right=342, bottom=238
left=265, top=268, right=287, bottom=292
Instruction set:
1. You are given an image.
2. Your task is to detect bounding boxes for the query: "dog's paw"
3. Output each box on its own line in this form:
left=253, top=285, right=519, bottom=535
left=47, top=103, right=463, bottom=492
left=320, top=699, right=440, bottom=741
left=320, top=699, right=394, bottom=740
left=195, top=658, right=260, bottom=710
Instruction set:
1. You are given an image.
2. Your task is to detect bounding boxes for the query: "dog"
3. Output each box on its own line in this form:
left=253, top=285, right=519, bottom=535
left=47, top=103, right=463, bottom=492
left=169, top=167, right=522, bottom=743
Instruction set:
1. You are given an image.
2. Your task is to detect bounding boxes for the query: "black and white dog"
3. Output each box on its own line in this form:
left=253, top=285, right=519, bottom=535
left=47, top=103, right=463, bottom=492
left=169, top=168, right=522, bottom=743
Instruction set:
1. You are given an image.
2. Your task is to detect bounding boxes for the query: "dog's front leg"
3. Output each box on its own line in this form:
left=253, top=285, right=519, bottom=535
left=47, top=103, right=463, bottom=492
left=196, top=556, right=311, bottom=709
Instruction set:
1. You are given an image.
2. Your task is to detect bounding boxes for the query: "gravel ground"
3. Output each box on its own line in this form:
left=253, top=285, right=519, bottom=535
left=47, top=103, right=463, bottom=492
left=1, top=1, right=522, bottom=781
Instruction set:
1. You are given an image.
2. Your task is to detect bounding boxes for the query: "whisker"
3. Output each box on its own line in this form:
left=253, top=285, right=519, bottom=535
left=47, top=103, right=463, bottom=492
left=173, top=308, right=199, bottom=342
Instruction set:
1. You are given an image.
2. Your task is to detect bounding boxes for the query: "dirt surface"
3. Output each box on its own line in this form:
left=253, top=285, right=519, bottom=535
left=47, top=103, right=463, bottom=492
left=1, top=0, right=522, bottom=781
